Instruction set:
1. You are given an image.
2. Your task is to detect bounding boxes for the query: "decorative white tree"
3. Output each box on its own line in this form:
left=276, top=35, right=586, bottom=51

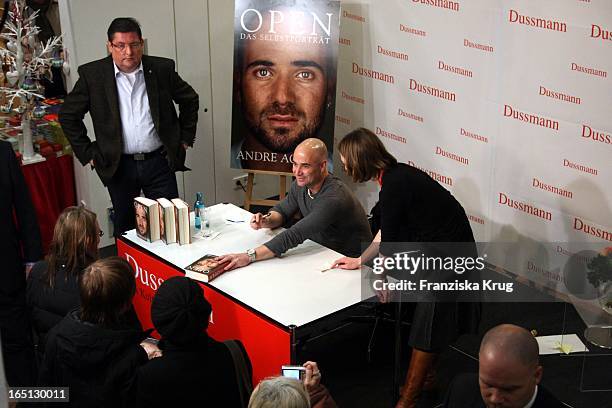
left=0, top=0, right=61, bottom=160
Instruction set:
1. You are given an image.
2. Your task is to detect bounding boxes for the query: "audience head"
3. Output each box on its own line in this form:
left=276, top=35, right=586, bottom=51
left=248, top=376, right=310, bottom=408
left=338, top=127, right=397, bottom=183
left=151, top=277, right=212, bottom=346
left=79, top=257, right=136, bottom=327
left=292, top=138, right=328, bottom=189
left=45, top=206, right=100, bottom=288
left=478, top=324, right=542, bottom=408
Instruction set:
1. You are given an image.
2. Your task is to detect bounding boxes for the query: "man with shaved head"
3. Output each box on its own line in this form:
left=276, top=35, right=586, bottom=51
left=443, top=324, right=564, bottom=408
left=218, top=138, right=371, bottom=269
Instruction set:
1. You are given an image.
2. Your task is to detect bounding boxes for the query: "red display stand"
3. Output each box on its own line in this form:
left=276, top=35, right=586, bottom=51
left=21, top=154, right=77, bottom=253
left=117, top=237, right=292, bottom=386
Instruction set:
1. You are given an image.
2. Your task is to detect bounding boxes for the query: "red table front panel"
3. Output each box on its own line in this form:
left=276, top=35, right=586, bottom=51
left=117, top=239, right=291, bottom=385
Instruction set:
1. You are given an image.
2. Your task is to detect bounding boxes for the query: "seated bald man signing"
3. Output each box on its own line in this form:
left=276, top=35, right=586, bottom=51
left=218, top=138, right=372, bottom=270
left=443, top=324, right=564, bottom=408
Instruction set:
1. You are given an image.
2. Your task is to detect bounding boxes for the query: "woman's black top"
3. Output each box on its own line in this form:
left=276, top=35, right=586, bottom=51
left=26, top=260, right=81, bottom=347
left=379, top=163, right=474, bottom=254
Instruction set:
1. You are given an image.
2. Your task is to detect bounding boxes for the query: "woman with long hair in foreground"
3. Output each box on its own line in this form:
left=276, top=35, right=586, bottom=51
left=27, top=206, right=101, bottom=349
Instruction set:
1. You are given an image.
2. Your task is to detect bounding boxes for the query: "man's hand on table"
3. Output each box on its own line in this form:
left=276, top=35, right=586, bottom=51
left=216, top=246, right=274, bottom=271
left=215, top=253, right=251, bottom=271
left=250, top=212, right=271, bottom=230
left=250, top=210, right=284, bottom=230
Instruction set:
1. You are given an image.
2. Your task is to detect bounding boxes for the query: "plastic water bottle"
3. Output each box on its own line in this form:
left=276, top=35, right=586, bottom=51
left=203, top=206, right=210, bottom=233
left=194, top=192, right=204, bottom=231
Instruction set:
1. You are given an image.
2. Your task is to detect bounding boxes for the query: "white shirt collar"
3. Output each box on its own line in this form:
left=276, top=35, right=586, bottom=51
left=523, top=385, right=538, bottom=408
left=113, top=62, right=143, bottom=77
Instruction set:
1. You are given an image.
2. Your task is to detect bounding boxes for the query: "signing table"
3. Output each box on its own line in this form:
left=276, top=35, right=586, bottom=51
left=117, top=203, right=372, bottom=384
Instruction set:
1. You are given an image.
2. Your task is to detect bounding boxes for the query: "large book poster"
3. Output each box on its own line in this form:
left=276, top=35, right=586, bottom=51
left=231, top=0, right=341, bottom=172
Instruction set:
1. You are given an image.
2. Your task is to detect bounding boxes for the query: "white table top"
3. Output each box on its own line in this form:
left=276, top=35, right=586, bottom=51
left=123, top=203, right=372, bottom=327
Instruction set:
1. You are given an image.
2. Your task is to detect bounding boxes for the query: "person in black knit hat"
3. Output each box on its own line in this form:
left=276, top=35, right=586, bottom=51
left=131, top=276, right=250, bottom=407
left=151, top=276, right=211, bottom=345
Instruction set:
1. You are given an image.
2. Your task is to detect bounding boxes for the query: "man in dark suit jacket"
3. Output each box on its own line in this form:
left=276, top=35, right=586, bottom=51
left=0, top=141, right=42, bottom=386
left=443, top=324, right=565, bottom=408
left=60, top=17, right=199, bottom=236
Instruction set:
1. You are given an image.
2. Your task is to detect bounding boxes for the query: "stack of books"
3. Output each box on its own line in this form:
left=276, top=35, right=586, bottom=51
left=133, top=197, right=191, bottom=245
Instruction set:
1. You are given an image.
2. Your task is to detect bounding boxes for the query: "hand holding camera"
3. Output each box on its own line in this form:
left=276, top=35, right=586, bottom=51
left=302, top=360, right=321, bottom=392
left=140, top=338, right=162, bottom=360
left=281, top=361, right=322, bottom=392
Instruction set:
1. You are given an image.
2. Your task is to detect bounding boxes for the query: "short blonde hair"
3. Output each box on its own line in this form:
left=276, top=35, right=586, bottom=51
left=248, top=377, right=310, bottom=408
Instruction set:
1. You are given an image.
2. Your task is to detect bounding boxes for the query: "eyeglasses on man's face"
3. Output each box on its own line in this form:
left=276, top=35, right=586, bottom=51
left=110, top=41, right=143, bottom=52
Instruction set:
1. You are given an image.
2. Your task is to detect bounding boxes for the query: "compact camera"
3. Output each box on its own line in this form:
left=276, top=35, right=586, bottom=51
left=281, top=365, right=306, bottom=380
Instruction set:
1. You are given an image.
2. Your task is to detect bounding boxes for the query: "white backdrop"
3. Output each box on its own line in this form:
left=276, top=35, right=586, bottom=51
left=334, top=0, right=611, bottom=286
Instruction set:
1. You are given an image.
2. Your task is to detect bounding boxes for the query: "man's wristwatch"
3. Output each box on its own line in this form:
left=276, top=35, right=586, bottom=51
left=246, top=248, right=256, bottom=263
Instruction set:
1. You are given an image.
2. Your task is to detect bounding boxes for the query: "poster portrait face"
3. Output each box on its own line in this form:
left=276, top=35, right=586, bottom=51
left=135, top=203, right=148, bottom=237
left=231, top=0, right=340, bottom=172
left=241, top=29, right=328, bottom=153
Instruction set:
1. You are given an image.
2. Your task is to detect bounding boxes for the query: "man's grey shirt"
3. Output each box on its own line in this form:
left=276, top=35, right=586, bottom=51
left=264, top=175, right=372, bottom=257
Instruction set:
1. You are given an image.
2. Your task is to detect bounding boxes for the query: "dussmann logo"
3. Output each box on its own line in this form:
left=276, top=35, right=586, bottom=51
left=582, top=124, right=611, bottom=145
left=352, top=63, right=395, bottom=84
left=407, top=160, right=453, bottom=186
left=409, top=79, right=456, bottom=102
left=503, top=104, right=559, bottom=131
left=464, top=38, right=493, bottom=53
left=412, top=0, right=459, bottom=12
left=372, top=251, right=486, bottom=275
left=508, top=9, right=567, bottom=32
left=125, top=253, right=215, bottom=324
left=342, top=10, right=365, bottom=23
left=376, top=126, right=406, bottom=144
left=335, top=114, right=350, bottom=125
left=126, top=253, right=164, bottom=291
left=571, top=62, right=607, bottom=78
left=591, top=24, right=612, bottom=42
left=400, top=24, right=426, bottom=37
